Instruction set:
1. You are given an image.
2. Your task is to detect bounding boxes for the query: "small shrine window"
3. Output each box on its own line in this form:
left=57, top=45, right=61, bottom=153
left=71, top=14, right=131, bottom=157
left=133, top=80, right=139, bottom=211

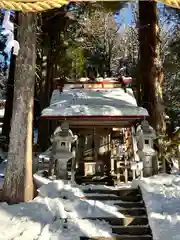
left=145, top=139, right=149, bottom=144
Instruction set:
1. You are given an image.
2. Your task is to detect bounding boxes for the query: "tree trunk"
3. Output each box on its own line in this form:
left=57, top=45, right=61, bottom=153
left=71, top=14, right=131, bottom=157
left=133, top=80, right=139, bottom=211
left=138, top=1, right=165, bottom=132
left=138, top=1, right=166, bottom=172
left=2, top=13, right=36, bottom=203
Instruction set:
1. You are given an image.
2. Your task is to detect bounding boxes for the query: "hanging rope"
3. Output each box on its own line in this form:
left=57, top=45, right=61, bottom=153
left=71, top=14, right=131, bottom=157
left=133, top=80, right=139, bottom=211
left=0, top=0, right=68, bottom=12
left=0, top=0, right=179, bottom=12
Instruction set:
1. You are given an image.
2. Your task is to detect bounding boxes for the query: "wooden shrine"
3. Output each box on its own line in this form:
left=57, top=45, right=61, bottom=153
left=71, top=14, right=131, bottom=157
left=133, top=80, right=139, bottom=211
left=40, top=79, right=150, bottom=183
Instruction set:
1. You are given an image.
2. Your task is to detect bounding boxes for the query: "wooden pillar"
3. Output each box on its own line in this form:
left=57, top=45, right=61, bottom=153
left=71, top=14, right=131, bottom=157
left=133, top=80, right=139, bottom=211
left=93, top=127, right=98, bottom=163
left=116, top=156, right=121, bottom=184
left=70, top=145, right=76, bottom=183
left=76, top=134, right=85, bottom=176
left=131, top=127, right=137, bottom=180
left=124, top=154, right=128, bottom=184
left=110, top=135, right=115, bottom=175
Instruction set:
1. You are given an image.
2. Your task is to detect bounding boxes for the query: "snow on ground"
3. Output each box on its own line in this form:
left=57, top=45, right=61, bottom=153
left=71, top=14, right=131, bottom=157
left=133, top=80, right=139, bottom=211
left=132, top=174, right=180, bottom=240
left=38, top=181, right=127, bottom=218
left=0, top=180, right=127, bottom=240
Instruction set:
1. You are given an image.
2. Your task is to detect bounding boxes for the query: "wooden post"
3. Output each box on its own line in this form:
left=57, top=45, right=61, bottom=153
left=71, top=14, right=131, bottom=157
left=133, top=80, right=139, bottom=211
left=124, top=129, right=129, bottom=183
left=124, top=154, right=128, bottom=184
left=116, top=156, right=121, bottom=185
left=110, top=136, right=114, bottom=175
left=76, top=134, right=85, bottom=176
left=131, top=127, right=137, bottom=180
left=93, top=127, right=98, bottom=163
left=71, top=146, right=76, bottom=183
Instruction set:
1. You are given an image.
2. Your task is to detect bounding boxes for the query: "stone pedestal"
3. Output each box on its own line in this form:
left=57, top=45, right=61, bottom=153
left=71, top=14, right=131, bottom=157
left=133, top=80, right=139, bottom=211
left=56, top=158, right=68, bottom=179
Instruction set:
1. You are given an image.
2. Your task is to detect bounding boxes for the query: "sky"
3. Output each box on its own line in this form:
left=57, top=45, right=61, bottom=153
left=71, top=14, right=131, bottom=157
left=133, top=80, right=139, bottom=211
left=115, top=2, right=167, bottom=24
left=114, top=2, right=174, bottom=32
left=117, top=4, right=133, bottom=25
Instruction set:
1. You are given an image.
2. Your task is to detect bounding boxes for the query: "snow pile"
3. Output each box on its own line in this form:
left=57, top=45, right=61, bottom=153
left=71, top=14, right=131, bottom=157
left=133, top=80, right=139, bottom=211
left=37, top=180, right=84, bottom=199
left=38, top=180, right=131, bottom=198
left=38, top=181, right=124, bottom=218
left=0, top=180, right=125, bottom=239
left=132, top=174, right=180, bottom=240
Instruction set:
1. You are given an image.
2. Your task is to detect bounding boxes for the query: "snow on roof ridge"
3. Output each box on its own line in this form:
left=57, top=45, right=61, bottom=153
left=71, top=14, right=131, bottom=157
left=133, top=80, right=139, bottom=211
left=41, top=88, right=148, bottom=117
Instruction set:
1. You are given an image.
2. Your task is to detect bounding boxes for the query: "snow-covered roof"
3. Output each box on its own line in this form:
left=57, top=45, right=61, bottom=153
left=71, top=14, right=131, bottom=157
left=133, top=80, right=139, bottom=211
left=41, top=88, right=148, bottom=118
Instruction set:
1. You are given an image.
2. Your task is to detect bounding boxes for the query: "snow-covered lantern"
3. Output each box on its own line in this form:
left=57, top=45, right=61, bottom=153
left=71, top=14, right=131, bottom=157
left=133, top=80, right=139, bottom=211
left=58, top=123, right=72, bottom=152
left=53, top=122, right=77, bottom=152
left=51, top=121, right=77, bottom=179
left=136, top=120, right=157, bottom=177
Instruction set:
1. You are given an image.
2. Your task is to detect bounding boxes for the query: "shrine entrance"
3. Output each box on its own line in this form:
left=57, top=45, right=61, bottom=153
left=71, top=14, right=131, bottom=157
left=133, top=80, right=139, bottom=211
left=74, top=127, right=136, bottom=184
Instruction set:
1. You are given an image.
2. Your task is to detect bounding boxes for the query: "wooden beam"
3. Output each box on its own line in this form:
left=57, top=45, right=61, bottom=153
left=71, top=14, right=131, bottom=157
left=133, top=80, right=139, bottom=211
left=54, top=80, right=123, bottom=85
left=73, top=128, right=112, bottom=135
left=67, top=122, right=132, bottom=128
left=48, top=119, right=136, bottom=128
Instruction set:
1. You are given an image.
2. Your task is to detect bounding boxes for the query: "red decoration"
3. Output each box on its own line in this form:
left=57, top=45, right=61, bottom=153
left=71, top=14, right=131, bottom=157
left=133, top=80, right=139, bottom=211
left=121, top=76, right=132, bottom=85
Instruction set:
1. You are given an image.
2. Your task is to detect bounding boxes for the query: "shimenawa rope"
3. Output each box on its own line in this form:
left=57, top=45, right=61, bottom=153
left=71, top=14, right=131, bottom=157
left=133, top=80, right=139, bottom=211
left=0, top=0, right=68, bottom=12
left=0, top=0, right=179, bottom=13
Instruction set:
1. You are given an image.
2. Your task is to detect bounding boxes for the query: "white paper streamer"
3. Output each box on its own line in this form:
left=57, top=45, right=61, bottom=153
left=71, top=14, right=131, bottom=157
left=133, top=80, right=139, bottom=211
left=2, top=11, right=20, bottom=56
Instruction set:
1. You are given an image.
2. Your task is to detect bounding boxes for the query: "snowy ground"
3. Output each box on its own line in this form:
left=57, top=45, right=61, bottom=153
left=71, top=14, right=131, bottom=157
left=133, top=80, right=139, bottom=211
left=0, top=180, right=131, bottom=240
left=133, top=174, right=180, bottom=240
left=2, top=168, right=180, bottom=239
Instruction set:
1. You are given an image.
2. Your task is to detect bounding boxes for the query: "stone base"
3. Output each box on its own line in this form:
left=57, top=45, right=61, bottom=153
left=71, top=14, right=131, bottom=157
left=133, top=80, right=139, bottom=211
left=143, top=167, right=153, bottom=177
left=55, top=159, right=68, bottom=180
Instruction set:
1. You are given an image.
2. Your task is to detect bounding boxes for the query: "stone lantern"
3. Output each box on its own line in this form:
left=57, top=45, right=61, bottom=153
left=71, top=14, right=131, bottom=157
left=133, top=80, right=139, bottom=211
left=50, top=121, right=77, bottom=179
left=136, top=120, right=157, bottom=177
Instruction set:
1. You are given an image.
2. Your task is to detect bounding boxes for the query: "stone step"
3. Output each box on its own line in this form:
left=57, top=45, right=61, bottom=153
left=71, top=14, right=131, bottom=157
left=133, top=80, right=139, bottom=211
left=80, top=235, right=152, bottom=240
left=81, top=182, right=109, bottom=186
left=85, top=216, right=148, bottom=226
left=83, top=194, right=142, bottom=202
left=83, top=189, right=139, bottom=197
left=85, top=200, right=144, bottom=209
left=114, top=201, right=144, bottom=208
left=77, top=179, right=116, bottom=186
left=117, top=208, right=146, bottom=216
left=112, top=225, right=151, bottom=235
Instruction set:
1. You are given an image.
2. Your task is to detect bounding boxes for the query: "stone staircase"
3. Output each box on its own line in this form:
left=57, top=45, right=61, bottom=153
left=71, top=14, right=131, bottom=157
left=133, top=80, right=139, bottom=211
left=80, top=188, right=153, bottom=240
